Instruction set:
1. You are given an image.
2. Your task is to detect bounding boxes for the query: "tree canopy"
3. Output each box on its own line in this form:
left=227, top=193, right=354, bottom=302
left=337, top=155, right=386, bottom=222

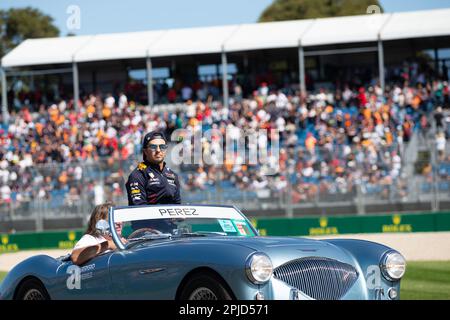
left=259, top=0, right=384, bottom=22
left=0, top=7, right=59, bottom=58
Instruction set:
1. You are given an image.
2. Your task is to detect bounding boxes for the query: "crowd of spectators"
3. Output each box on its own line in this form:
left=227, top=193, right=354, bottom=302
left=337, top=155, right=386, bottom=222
left=1, top=73, right=449, bottom=217
left=180, top=79, right=449, bottom=202
left=0, top=91, right=168, bottom=216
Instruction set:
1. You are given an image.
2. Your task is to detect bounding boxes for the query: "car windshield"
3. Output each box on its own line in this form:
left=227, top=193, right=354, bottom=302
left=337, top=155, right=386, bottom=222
left=110, top=205, right=257, bottom=248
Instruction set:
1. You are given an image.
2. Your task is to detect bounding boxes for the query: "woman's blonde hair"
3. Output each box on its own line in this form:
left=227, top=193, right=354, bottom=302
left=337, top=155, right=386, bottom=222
left=85, top=202, right=115, bottom=236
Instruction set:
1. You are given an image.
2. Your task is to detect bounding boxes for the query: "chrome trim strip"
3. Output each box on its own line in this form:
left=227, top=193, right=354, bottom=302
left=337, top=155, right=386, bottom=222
left=139, top=267, right=166, bottom=275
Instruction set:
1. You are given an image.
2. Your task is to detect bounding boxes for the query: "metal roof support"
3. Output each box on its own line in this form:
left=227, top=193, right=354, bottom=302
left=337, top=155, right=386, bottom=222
left=1, top=66, right=9, bottom=124
left=146, top=53, right=154, bottom=108
left=298, top=41, right=306, bottom=95
left=303, top=46, right=378, bottom=56
left=72, top=60, right=79, bottom=112
left=221, top=46, right=229, bottom=109
left=378, top=35, right=385, bottom=93
left=5, top=68, right=72, bottom=77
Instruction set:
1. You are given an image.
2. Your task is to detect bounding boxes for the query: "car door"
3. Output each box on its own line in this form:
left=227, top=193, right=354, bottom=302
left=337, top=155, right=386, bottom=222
left=54, top=250, right=115, bottom=299
left=108, top=243, right=178, bottom=299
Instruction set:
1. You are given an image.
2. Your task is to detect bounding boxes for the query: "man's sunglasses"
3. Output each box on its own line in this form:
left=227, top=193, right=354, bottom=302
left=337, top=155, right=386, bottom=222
left=147, top=143, right=168, bottom=151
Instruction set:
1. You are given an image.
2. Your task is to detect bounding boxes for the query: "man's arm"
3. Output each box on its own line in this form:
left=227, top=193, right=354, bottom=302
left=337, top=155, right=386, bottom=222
left=126, top=171, right=148, bottom=206
left=173, top=173, right=182, bottom=204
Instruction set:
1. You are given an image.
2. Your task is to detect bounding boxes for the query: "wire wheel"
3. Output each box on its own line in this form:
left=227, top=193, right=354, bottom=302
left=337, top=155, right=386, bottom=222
left=23, top=288, right=46, bottom=300
left=179, top=273, right=233, bottom=300
left=188, top=287, right=218, bottom=300
left=15, top=279, right=50, bottom=300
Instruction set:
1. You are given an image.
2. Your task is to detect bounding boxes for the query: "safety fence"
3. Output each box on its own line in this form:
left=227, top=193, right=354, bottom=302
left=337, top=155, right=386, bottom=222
left=0, top=230, right=83, bottom=253
left=253, top=211, right=450, bottom=236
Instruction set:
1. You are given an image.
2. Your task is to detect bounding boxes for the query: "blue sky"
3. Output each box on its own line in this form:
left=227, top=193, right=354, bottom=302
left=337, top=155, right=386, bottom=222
left=1, top=0, right=450, bottom=36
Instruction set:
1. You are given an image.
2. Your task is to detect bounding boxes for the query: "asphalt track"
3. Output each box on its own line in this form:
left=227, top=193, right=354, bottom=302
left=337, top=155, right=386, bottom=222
left=1, top=232, right=449, bottom=272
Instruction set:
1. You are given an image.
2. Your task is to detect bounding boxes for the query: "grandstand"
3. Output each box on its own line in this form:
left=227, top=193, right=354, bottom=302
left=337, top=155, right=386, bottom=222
left=0, top=8, right=450, bottom=232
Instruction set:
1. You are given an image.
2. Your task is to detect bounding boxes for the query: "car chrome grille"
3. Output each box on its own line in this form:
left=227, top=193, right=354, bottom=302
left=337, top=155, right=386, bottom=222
left=273, top=257, right=359, bottom=300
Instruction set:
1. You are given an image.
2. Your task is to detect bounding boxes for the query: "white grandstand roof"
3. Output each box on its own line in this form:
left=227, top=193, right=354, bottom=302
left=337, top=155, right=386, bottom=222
left=380, top=8, right=450, bottom=41
left=1, top=35, right=93, bottom=67
left=2, top=8, right=450, bottom=68
left=74, top=30, right=166, bottom=63
left=300, top=13, right=390, bottom=46
left=147, top=25, right=239, bottom=57
left=223, top=20, right=314, bottom=52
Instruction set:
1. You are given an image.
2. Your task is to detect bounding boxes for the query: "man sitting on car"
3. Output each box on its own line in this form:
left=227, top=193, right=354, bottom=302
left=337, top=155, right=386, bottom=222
left=125, top=131, right=181, bottom=234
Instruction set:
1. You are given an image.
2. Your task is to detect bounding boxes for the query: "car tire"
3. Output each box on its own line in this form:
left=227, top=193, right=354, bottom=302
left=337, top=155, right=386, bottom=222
left=15, top=278, right=50, bottom=300
left=179, top=273, right=233, bottom=300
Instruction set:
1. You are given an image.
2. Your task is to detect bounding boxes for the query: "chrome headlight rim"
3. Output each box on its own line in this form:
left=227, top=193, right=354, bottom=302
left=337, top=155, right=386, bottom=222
left=245, top=252, right=273, bottom=284
left=380, top=250, right=406, bottom=281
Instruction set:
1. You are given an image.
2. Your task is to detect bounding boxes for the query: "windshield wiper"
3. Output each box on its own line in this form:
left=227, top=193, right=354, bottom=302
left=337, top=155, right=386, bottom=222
left=126, top=233, right=172, bottom=247
left=176, top=231, right=227, bottom=237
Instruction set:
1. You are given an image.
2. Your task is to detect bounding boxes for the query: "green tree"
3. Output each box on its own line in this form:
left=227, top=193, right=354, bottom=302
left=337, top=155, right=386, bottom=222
left=259, top=0, right=384, bottom=22
left=0, top=7, right=59, bottom=58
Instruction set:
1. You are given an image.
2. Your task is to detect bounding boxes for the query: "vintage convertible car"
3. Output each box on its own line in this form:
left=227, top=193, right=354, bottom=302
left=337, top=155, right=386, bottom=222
left=0, top=205, right=406, bottom=300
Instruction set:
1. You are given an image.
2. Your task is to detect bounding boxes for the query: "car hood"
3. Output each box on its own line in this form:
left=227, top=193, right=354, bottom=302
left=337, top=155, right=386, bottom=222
left=215, top=236, right=356, bottom=267
left=140, top=236, right=357, bottom=268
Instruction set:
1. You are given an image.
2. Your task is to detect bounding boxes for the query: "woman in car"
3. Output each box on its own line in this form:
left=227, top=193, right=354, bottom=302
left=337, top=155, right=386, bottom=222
left=71, top=202, right=124, bottom=265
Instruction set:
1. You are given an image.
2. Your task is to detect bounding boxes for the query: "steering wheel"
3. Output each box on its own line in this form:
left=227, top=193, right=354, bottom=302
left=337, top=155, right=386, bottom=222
left=128, top=228, right=162, bottom=240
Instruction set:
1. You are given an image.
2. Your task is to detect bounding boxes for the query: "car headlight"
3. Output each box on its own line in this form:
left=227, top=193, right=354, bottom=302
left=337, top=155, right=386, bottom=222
left=380, top=251, right=406, bottom=281
left=246, top=253, right=273, bottom=284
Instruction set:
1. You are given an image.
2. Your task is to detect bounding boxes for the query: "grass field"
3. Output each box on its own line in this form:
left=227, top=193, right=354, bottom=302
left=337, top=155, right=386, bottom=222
left=0, top=261, right=449, bottom=299
left=0, top=271, right=7, bottom=284
left=401, top=261, right=450, bottom=300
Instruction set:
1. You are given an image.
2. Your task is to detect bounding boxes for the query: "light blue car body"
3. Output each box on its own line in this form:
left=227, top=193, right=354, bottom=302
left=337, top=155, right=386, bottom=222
left=0, top=205, right=402, bottom=300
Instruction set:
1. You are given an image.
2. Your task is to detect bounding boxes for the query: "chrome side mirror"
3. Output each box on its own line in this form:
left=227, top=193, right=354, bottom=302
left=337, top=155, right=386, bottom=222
left=96, top=219, right=111, bottom=236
